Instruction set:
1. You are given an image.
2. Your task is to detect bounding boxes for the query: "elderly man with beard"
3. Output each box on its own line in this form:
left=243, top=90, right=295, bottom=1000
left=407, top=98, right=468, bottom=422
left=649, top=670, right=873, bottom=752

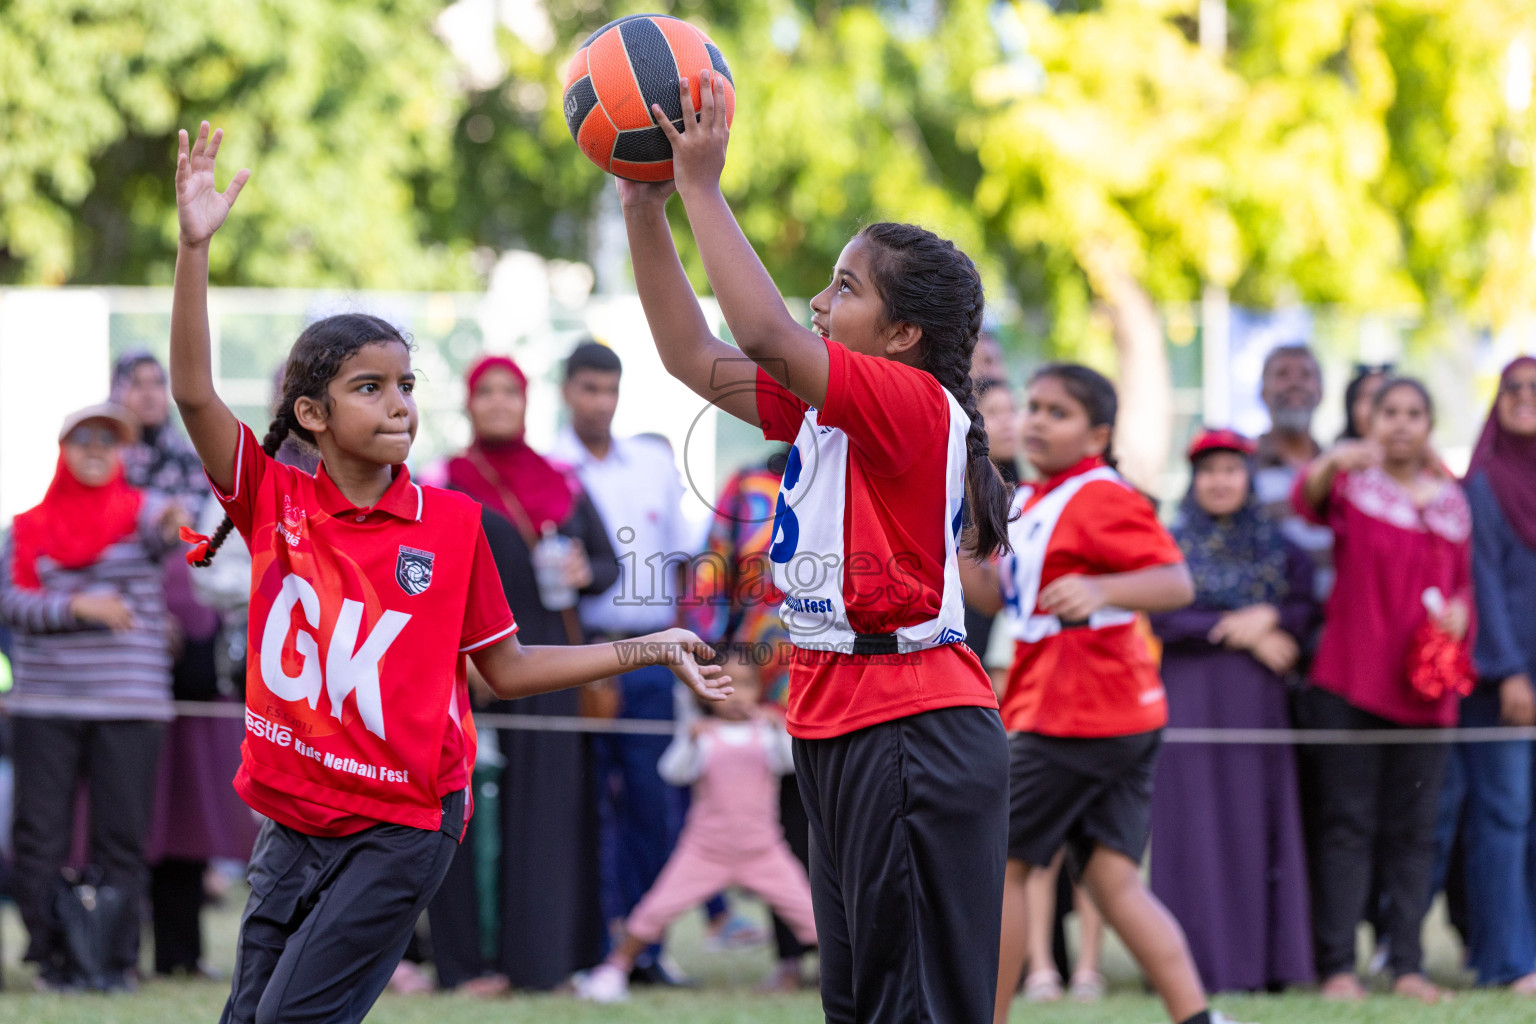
left=1252, top=344, right=1335, bottom=603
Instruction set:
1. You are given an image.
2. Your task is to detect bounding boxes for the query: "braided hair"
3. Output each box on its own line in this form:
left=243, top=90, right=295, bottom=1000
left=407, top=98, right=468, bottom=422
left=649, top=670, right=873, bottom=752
left=1028, top=363, right=1120, bottom=469
left=194, top=314, right=411, bottom=567
left=856, top=222, right=1012, bottom=559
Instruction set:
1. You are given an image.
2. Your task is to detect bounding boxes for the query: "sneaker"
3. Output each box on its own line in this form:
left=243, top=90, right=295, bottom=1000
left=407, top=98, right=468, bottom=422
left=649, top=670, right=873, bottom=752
left=630, top=952, right=694, bottom=988
left=575, top=963, right=630, bottom=1003
left=756, top=959, right=806, bottom=993
left=704, top=914, right=768, bottom=952
left=1068, top=969, right=1106, bottom=1002
left=1022, top=969, right=1064, bottom=1003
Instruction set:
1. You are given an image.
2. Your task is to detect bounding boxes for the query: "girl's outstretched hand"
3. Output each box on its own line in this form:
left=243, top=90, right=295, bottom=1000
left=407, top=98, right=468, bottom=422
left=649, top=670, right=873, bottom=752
left=655, top=69, right=729, bottom=198
left=176, top=122, right=250, bottom=248
left=649, top=628, right=734, bottom=702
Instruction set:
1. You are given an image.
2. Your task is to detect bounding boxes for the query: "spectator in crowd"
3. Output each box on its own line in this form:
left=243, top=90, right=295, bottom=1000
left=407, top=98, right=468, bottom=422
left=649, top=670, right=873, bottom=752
left=1149, top=429, right=1314, bottom=993
left=550, top=341, right=698, bottom=986
left=0, top=404, right=186, bottom=991
left=1252, top=344, right=1334, bottom=602
left=111, top=349, right=247, bottom=978
left=1436, top=355, right=1536, bottom=993
left=1340, top=363, right=1394, bottom=442
left=1292, top=377, right=1473, bottom=1004
left=967, top=378, right=1023, bottom=689
left=431, top=354, right=618, bottom=993
left=972, top=331, right=1007, bottom=383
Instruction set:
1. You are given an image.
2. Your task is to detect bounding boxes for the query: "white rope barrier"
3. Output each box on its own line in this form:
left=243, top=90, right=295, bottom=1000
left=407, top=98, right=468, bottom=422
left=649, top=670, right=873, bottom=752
left=3, top=697, right=1535, bottom=743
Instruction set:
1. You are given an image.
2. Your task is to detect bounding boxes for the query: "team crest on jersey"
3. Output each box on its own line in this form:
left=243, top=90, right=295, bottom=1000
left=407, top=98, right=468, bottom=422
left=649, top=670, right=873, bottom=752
left=396, top=546, right=434, bottom=595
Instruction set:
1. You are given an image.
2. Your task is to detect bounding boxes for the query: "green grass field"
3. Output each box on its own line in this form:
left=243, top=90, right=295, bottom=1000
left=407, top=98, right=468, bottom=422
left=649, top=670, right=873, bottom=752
left=3, top=887, right=1534, bottom=1023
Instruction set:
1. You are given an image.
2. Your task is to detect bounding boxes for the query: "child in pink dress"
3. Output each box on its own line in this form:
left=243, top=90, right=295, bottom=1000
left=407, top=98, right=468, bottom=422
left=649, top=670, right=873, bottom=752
left=577, top=651, right=817, bottom=1002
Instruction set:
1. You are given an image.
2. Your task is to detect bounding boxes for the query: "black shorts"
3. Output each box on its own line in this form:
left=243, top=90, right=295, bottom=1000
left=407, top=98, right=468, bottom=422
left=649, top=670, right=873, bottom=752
left=1007, top=730, right=1161, bottom=875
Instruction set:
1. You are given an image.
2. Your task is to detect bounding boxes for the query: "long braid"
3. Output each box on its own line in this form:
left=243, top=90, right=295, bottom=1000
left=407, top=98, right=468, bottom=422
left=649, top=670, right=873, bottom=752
left=858, top=222, right=1013, bottom=558
left=195, top=414, right=292, bottom=567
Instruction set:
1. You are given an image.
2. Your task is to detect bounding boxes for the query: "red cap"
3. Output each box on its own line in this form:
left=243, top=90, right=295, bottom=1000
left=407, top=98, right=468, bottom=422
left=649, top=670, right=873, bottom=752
left=1187, top=428, right=1255, bottom=461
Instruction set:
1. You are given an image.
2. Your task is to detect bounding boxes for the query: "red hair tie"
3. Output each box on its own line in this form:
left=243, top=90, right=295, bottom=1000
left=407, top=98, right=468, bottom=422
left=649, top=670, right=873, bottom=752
left=179, top=525, right=211, bottom=566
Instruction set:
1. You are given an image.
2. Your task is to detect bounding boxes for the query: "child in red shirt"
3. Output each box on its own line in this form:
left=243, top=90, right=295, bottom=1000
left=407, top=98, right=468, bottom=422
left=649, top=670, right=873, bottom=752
left=965, top=365, right=1245, bottom=1024
left=618, top=73, right=1013, bottom=1024
left=167, top=123, right=730, bottom=1024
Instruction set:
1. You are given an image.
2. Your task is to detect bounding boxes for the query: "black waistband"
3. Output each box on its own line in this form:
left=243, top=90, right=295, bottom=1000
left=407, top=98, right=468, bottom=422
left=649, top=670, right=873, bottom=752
left=851, top=632, right=899, bottom=656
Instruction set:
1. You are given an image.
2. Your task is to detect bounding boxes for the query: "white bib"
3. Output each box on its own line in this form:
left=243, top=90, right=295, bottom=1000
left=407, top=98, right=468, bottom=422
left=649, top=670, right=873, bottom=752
left=1001, top=466, right=1136, bottom=643
left=769, top=395, right=972, bottom=655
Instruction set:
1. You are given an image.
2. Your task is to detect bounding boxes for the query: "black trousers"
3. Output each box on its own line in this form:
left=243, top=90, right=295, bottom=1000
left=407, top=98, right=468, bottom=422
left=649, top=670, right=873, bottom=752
left=772, top=771, right=813, bottom=960
left=794, top=705, right=1009, bottom=1024
left=12, top=717, right=163, bottom=975
left=219, top=791, right=464, bottom=1024
left=1297, top=687, right=1448, bottom=979
left=424, top=812, right=485, bottom=989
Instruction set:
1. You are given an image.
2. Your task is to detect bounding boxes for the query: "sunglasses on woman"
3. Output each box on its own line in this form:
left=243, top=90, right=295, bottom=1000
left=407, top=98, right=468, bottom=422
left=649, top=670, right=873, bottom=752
left=64, top=425, right=122, bottom=448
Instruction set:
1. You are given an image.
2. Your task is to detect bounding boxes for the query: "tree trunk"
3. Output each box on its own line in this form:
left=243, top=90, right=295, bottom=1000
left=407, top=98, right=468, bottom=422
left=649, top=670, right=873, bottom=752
left=1077, top=243, right=1172, bottom=495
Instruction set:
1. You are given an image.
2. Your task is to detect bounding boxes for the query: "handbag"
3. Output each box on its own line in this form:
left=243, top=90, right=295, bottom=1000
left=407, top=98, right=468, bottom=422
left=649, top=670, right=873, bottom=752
left=53, top=866, right=131, bottom=991
left=465, top=449, right=618, bottom=718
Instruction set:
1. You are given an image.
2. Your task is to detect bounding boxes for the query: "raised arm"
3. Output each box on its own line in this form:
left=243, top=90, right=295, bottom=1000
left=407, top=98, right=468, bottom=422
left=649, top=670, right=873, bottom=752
left=657, top=71, right=829, bottom=410
left=618, top=178, right=761, bottom=426
left=169, top=122, right=249, bottom=494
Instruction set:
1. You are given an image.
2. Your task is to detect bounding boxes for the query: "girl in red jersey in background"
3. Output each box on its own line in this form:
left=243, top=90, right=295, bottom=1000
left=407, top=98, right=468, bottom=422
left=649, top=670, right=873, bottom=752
left=167, top=123, right=729, bottom=1024
left=965, top=364, right=1248, bottom=1024
left=619, top=72, right=1012, bottom=1024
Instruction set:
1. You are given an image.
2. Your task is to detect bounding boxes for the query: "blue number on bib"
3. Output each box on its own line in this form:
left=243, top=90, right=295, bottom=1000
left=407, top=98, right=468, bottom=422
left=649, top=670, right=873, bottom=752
left=769, top=446, right=803, bottom=564
left=1001, top=553, right=1023, bottom=616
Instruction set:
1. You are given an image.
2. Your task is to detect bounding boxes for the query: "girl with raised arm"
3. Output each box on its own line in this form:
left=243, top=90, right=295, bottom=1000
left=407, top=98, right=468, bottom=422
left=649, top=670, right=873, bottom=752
left=167, top=122, right=729, bottom=1024
left=619, top=73, right=1011, bottom=1024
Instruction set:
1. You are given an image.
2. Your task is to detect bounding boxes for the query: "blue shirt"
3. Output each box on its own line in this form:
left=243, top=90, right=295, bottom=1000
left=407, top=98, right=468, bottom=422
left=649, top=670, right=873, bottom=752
left=1467, top=471, right=1536, bottom=684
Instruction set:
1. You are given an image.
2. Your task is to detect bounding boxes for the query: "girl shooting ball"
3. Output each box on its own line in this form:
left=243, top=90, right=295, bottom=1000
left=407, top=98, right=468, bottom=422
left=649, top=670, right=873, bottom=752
left=618, top=71, right=1012, bottom=1024
left=168, top=123, right=729, bottom=1024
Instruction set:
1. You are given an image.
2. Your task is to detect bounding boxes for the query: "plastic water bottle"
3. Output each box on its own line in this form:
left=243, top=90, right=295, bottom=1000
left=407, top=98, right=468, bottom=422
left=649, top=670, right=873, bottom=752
left=533, top=523, right=577, bottom=611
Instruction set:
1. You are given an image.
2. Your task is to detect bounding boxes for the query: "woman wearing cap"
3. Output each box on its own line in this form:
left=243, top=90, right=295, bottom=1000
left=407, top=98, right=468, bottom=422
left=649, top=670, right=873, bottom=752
left=1148, top=429, right=1315, bottom=992
left=0, top=404, right=188, bottom=990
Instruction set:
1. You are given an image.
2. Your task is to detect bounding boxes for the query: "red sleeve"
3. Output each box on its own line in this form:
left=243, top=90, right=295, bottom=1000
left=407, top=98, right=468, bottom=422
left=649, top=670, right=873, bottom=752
left=1289, top=463, right=1345, bottom=530
left=205, top=423, right=271, bottom=540
left=755, top=367, right=808, bottom=443
left=458, top=524, right=518, bottom=653
left=1074, top=481, right=1184, bottom=574
left=817, top=340, right=947, bottom=476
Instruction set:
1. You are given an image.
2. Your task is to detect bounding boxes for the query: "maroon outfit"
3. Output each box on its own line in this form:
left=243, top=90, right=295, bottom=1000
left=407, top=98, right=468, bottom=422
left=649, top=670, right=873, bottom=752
left=1294, top=465, right=1473, bottom=727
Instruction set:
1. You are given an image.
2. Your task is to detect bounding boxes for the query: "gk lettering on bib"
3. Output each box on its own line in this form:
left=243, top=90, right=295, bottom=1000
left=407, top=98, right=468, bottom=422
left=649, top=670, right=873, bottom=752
left=210, top=423, right=515, bottom=833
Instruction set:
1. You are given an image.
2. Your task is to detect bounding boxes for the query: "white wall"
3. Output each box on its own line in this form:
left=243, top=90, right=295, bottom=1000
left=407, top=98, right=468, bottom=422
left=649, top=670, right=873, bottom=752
left=0, top=289, right=112, bottom=523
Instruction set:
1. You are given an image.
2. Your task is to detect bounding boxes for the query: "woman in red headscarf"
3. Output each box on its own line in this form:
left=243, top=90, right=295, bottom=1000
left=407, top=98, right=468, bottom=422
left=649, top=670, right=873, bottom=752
left=1435, top=356, right=1536, bottom=994
left=420, top=355, right=618, bottom=994
left=1, top=404, right=188, bottom=990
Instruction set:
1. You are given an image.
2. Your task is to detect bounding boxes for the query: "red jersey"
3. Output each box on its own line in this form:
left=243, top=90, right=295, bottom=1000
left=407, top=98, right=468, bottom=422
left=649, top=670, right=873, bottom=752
left=212, top=424, right=516, bottom=836
left=756, top=339, right=997, bottom=740
left=999, top=457, right=1182, bottom=737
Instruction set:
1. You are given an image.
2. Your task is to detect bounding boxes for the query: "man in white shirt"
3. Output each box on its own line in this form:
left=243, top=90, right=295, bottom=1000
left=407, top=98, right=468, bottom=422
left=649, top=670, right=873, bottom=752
left=549, top=342, right=704, bottom=984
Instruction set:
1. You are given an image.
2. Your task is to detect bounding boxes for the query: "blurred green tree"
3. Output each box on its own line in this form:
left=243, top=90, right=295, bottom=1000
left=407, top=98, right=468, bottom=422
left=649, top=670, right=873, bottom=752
left=454, top=0, right=1533, bottom=482
left=971, top=0, right=1534, bottom=480
left=0, top=0, right=474, bottom=287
